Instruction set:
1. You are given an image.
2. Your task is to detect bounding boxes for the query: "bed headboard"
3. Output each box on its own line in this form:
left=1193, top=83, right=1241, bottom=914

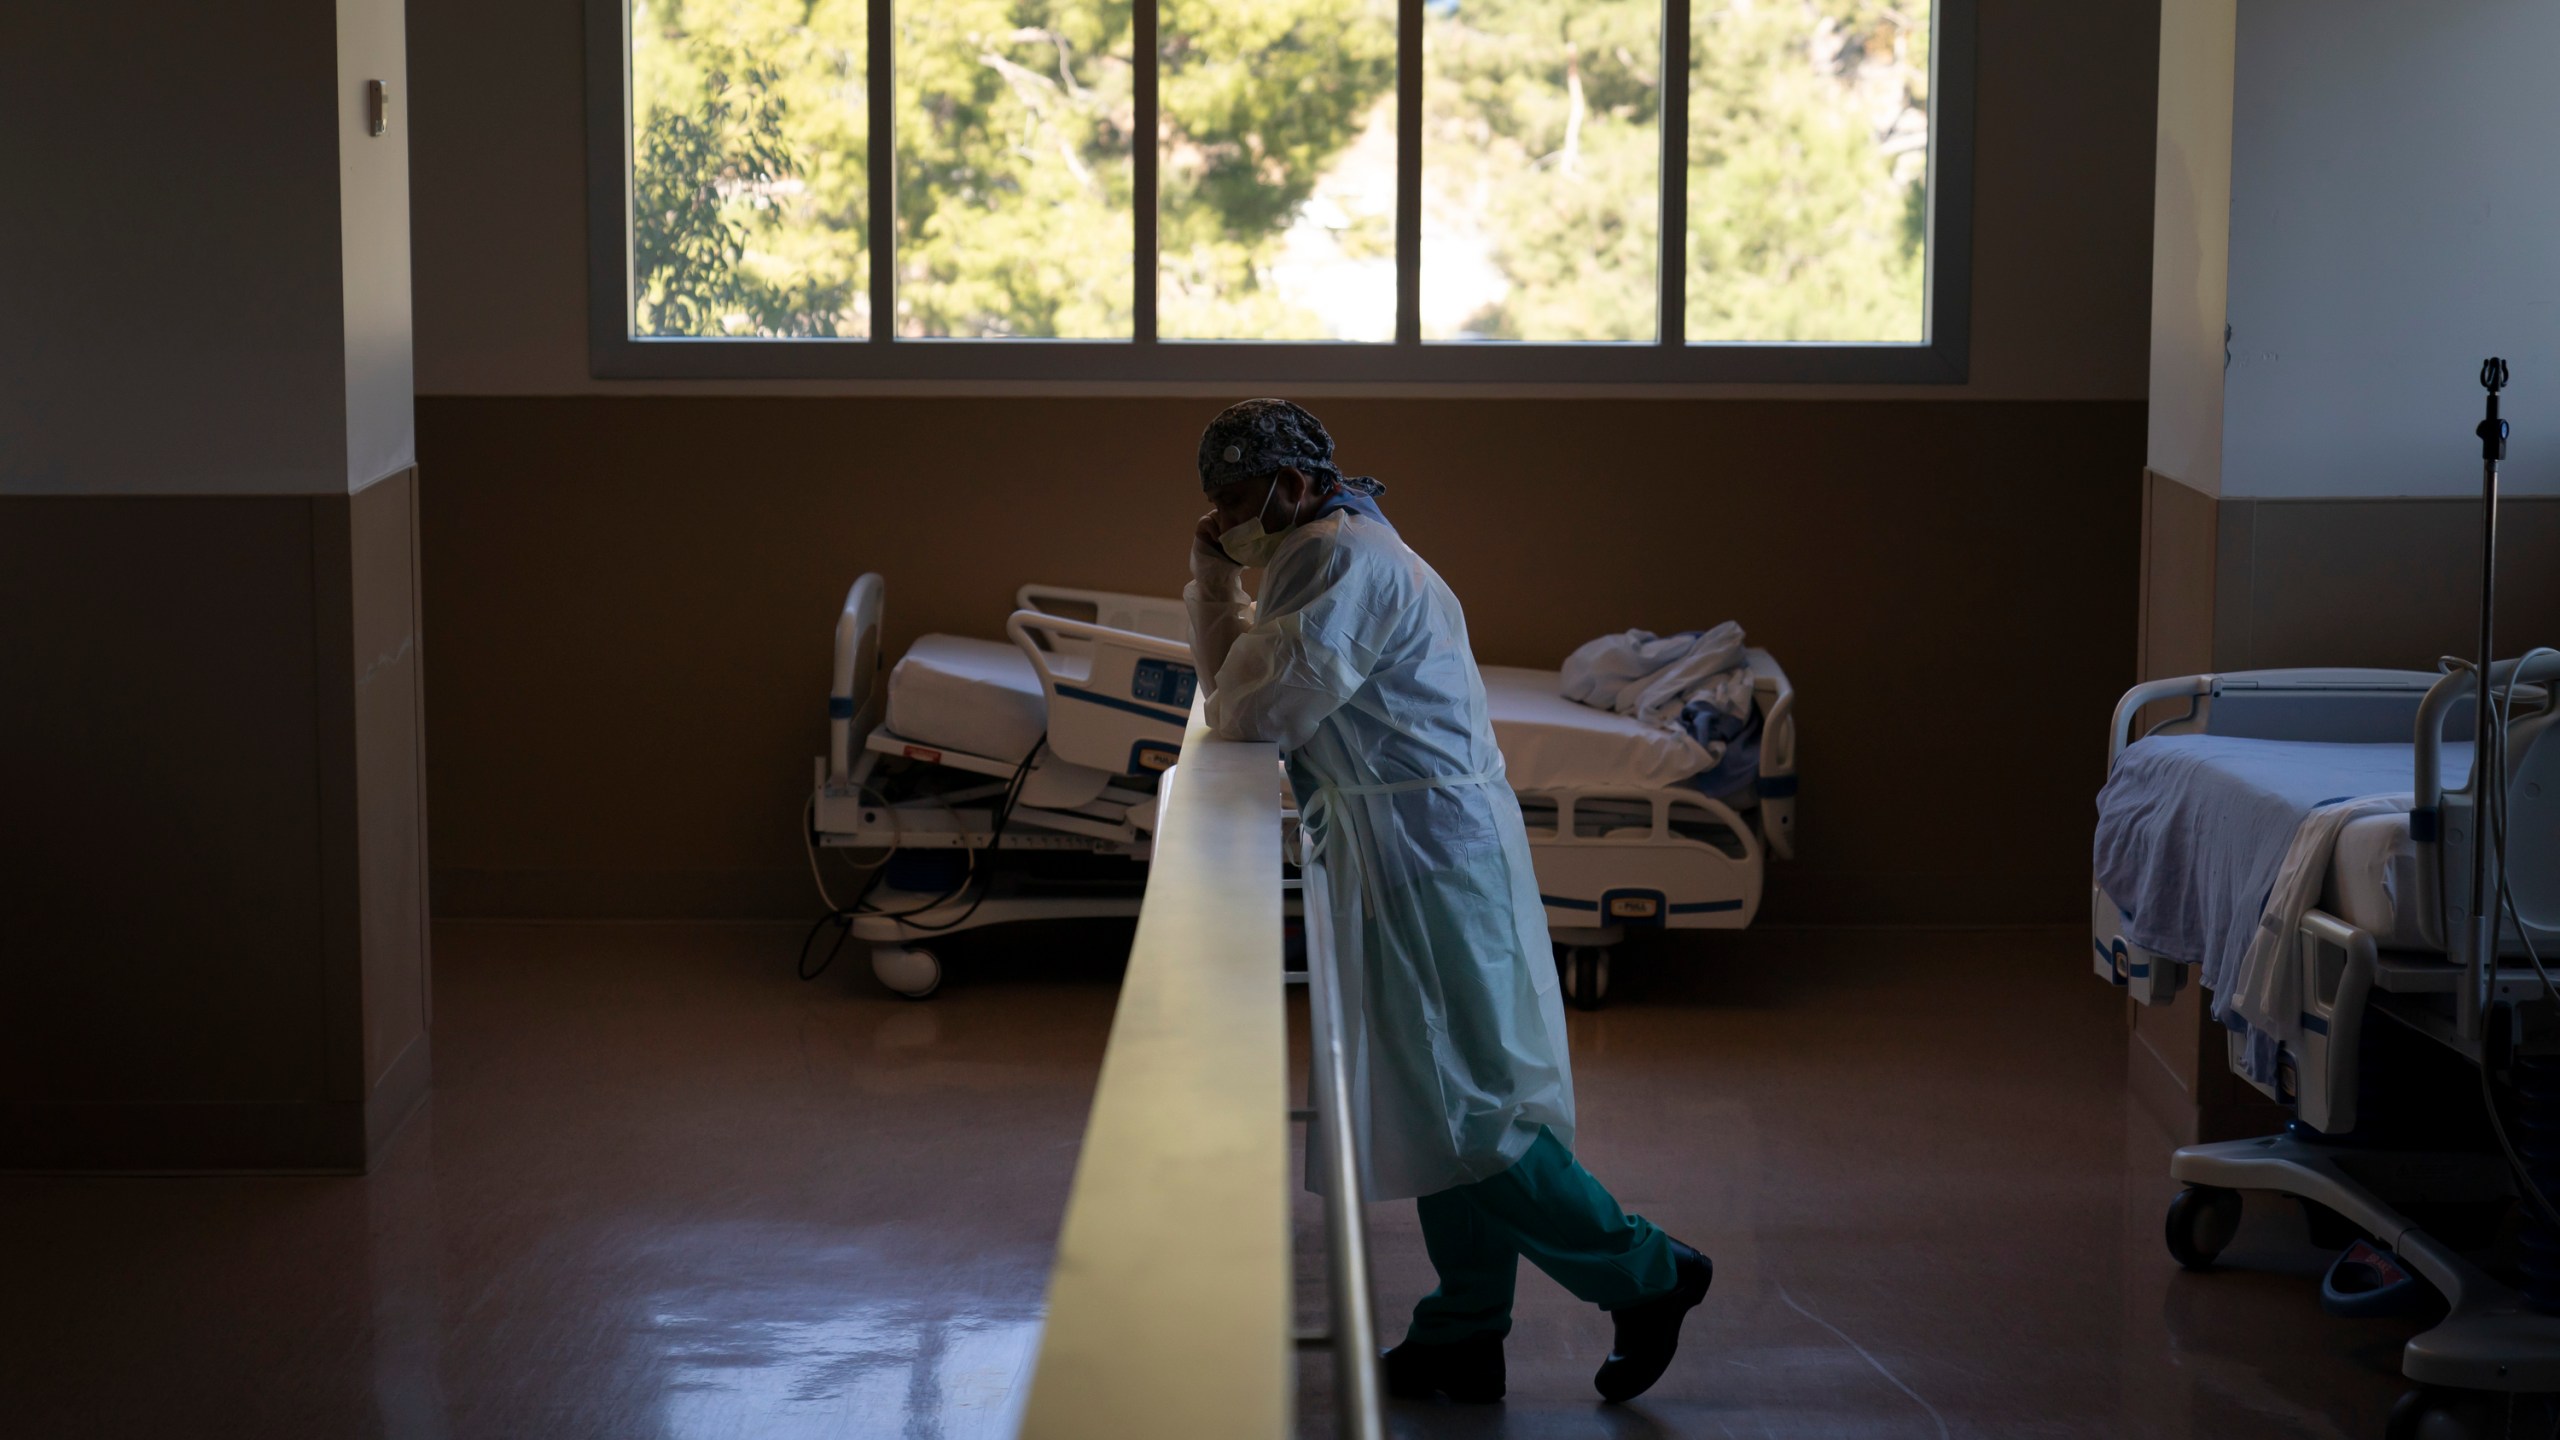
left=830, top=574, right=886, bottom=782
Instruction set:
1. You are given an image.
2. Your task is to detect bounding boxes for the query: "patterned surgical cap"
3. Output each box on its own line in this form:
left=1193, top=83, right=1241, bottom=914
left=1196, top=398, right=1385, bottom=497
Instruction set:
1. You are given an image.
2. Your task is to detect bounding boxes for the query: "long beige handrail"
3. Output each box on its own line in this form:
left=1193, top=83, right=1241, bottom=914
left=1016, top=706, right=1292, bottom=1440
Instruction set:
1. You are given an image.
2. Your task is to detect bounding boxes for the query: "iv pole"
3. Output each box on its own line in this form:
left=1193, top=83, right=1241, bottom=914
left=2468, top=357, right=2508, bottom=1042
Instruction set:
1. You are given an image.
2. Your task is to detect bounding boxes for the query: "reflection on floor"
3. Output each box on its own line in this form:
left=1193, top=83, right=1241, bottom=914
left=1312, top=929, right=2418, bottom=1439
left=0, top=924, right=2416, bottom=1438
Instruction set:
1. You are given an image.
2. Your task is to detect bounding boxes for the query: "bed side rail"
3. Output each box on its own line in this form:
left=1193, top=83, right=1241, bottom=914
left=1008, top=610, right=1200, bottom=776
left=830, top=574, right=887, bottom=783
left=1016, top=583, right=1192, bottom=644
left=2110, top=675, right=2213, bottom=763
left=1745, top=649, right=1798, bottom=861
left=1516, top=785, right=1763, bottom=860
left=2413, top=651, right=2560, bottom=954
left=2108, top=668, right=2442, bottom=764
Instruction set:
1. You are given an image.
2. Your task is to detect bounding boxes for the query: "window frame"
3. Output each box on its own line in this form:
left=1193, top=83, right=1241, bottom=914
left=585, top=0, right=1974, bottom=384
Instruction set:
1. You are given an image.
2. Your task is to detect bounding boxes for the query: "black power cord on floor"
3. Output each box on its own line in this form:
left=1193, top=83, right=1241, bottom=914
left=798, top=738, right=1047, bottom=982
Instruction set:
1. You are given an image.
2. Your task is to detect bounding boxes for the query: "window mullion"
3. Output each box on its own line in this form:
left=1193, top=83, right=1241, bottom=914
left=1658, top=0, right=1689, bottom=348
left=867, top=0, right=895, bottom=342
left=1134, top=0, right=1159, bottom=343
left=1394, top=0, right=1422, bottom=347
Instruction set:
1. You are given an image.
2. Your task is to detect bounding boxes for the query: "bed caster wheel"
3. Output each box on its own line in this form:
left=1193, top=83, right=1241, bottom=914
left=2386, top=1386, right=2495, bottom=1440
left=871, top=945, right=942, bottom=999
left=1561, top=947, right=1609, bottom=1011
left=2165, top=1184, right=2243, bottom=1271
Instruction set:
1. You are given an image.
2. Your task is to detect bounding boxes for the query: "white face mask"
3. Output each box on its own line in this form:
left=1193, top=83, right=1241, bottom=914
left=1217, top=474, right=1303, bottom=567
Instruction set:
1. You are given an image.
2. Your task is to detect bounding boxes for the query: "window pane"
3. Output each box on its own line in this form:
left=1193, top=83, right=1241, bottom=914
left=895, top=2, right=1134, bottom=338
left=1158, top=0, right=1398, bottom=342
left=1422, top=0, right=1661, bottom=343
left=1687, top=1, right=1929, bottom=343
left=629, top=0, right=869, bottom=338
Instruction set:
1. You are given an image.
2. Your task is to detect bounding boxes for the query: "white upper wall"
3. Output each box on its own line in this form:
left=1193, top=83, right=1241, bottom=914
left=0, top=0, right=412, bottom=496
left=2224, top=0, right=2560, bottom=498
left=407, top=0, right=2161, bottom=399
left=2145, top=0, right=2235, bottom=497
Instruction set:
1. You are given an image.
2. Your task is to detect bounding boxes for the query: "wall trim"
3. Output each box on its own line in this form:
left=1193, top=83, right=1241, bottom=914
left=350, top=459, right=417, bottom=496
left=365, top=1030, right=433, bottom=1168
left=2144, top=466, right=2216, bottom=499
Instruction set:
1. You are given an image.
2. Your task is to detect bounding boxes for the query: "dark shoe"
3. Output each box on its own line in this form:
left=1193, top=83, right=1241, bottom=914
left=1594, top=1240, right=1713, bottom=1403
left=1382, top=1330, right=1506, bottom=1403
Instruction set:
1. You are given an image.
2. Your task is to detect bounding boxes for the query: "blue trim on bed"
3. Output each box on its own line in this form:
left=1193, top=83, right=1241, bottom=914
left=2301, top=1010, right=2331, bottom=1037
left=1541, top=895, right=1742, bottom=916
left=2412, top=807, right=2439, bottom=843
left=828, top=696, right=855, bottom=719
left=1758, top=774, right=1798, bottom=798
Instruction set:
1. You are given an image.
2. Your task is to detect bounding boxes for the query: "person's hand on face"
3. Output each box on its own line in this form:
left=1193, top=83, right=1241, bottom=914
left=1193, top=467, right=1327, bottom=594
left=1195, top=469, right=1283, bottom=590
left=1191, top=507, right=1242, bottom=596
left=1193, top=508, right=1231, bottom=563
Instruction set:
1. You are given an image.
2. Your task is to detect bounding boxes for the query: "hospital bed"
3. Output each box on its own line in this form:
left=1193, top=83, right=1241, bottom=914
left=2092, top=660, right=2560, bottom=1435
left=808, top=578, right=1198, bottom=998
left=811, top=574, right=1799, bottom=1008
left=1484, top=657, right=1797, bottom=1006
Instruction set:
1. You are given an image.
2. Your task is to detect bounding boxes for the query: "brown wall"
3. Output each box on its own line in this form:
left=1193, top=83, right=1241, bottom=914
left=403, top=0, right=2170, bottom=928
left=2136, top=477, right=2560, bottom=703
left=2136, top=470, right=2217, bottom=688
left=0, top=477, right=432, bottom=1170
left=419, top=396, right=2146, bottom=926
left=2214, top=496, right=2560, bottom=671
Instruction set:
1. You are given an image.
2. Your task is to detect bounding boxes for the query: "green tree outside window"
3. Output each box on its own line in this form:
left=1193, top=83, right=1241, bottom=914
left=626, top=0, right=1930, bottom=344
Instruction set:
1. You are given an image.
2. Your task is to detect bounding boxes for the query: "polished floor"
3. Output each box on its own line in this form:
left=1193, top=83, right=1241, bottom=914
left=0, top=923, right=2418, bottom=1438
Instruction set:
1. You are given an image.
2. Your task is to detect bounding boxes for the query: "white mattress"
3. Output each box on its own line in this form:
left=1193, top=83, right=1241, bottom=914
left=1481, top=665, right=1710, bottom=792
left=2323, top=812, right=2430, bottom=951
left=884, top=634, right=1048, bottom=761
left=886, top=645, right=1731, bottom=793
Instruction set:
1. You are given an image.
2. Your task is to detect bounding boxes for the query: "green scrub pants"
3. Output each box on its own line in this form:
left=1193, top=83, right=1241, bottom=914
left=1405, top=1127, right=1678, bottom=1344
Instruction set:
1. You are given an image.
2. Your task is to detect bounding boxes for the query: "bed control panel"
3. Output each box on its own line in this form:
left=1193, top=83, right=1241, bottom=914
left=1130, top=658, right=1198, bottom=709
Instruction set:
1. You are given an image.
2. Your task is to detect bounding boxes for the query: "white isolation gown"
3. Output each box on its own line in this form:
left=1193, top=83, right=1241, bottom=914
left=1187, top=507, right=1575, bottom=1201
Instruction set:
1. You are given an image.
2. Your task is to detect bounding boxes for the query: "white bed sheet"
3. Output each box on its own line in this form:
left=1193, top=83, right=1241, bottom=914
left=884, top=634, right=1048, bottom=761
left=1481, top=664, right=1710, bottom=792
left=2097, top=736, right=2471, bottom=984
left=2325, top=812, right=2431, bottom=951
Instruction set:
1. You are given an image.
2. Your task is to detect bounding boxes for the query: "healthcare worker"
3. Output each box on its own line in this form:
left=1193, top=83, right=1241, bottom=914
left=1182, top=399, right=1714, bottom=1405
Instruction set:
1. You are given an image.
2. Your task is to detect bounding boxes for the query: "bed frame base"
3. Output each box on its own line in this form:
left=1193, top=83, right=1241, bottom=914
left=2173, top=1133, right=2560, bottom=1392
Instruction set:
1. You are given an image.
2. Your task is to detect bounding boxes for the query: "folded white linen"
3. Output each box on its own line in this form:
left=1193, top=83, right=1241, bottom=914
left=1559, top=623, right=1747, bottom=730
left=2225, top=794, right=2413, bottom=1085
